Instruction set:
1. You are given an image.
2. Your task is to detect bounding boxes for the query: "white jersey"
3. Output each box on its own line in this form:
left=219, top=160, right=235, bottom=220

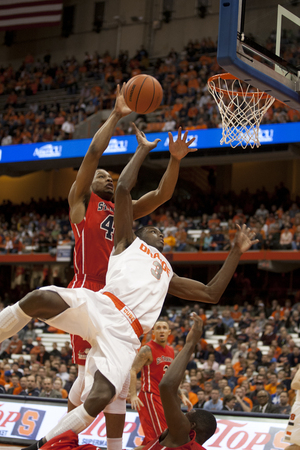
left=42, top=237, right=174, bottom=398
left=104, top=237, right=173, bottom=333
left=284, top=390, right=300, bottom=444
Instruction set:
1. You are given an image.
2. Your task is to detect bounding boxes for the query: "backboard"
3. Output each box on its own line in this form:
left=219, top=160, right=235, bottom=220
left=217, top=0, right=300, bottom=110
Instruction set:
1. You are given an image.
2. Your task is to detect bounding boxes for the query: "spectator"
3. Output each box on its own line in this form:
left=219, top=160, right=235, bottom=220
left=280, top=226, right=293, bottom=250
left=39, top=377, right=62, bottom=398
left=49, top=342, right=61, bottom=358
left=6, top=375, right=22, bottom=395
left=278, top=391, right=291, bottom=414
left=6, top=334, right=23, bottom=356
left=57, top=363, right=69, bottom=383
left=21, top=374, right=40, bottom=396
left=261, top=324, right=277, bottom=346
left=251, top=390, right=280, bottom=413
left=53, top=377, right=68, bottom=399
left=203, top=389, right=223, bottom=411
left=222, top=394, right=236, bottom=411
left=194, top=389, right=206, bottom=408
left=18, top=376, right=28, bottom=395
left=234, top=386, right=252, bottom=412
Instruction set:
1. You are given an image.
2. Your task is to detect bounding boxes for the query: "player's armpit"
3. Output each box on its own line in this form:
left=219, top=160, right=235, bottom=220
left=168, top=274, right=218, bottom=304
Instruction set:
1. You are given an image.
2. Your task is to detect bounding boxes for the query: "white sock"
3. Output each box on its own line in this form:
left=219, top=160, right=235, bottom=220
left=45, top=404, right=95, bottom=442
left=0, top=304, right=31, bottom=341
left=107, top=438, right=123, bottom=450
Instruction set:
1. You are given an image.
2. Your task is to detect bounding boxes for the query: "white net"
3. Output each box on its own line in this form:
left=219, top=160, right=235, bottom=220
left=208, top=74, right=275, bottom=149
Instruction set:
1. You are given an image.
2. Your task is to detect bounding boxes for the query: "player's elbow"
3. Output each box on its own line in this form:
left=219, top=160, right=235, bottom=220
left=159, top=378, right=176, bottom=395
left=115, top=180, right=131, bottom=197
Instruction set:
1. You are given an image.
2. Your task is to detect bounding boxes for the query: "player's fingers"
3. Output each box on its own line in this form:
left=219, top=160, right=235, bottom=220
left=235, top=223, right=241, bottom=231
left=178, top=127, right=182, bottom=140
left=131, top=122, right=138, bottom=133
left=168, top=132, right=174, bottom=144
left=154, top=138, right=161, bottom=145
left=183, top=130, right=188, bottom=142
left=187, top=137, right=196, bottom=147
left=116, top=84, right=120, bottom=95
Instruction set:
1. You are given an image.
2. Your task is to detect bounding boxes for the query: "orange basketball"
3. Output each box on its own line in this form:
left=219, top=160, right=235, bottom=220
left=124, top=74, right=163, bottom=114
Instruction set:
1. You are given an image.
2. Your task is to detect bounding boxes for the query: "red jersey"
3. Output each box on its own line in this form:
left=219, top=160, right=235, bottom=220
left=69, top=191, right=115, bottom=287
left=141, top=341, right=174, bottom=396
left=41, top=430, right=99, bottom=449
left=68, top=192, right=114, bottom=365
left=143, top=430, right=206, bottom=450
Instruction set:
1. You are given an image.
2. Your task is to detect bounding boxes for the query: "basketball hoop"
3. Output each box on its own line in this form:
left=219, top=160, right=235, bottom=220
left=207, top=73, right=275, bottom=149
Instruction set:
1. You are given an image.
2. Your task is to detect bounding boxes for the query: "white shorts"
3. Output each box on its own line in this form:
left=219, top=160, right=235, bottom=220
left=284, top=402, right=300, bottom=445
left=40, top=286, right=141, bottom=400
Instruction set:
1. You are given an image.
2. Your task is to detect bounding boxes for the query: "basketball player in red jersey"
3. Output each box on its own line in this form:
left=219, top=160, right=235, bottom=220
left=139, top=314, right=216, bottom=450
left=39, top=315, right=216, bottom=450
left=130, top=320, right=190, bottom=444
left=67, top=82, right=198, bottom=450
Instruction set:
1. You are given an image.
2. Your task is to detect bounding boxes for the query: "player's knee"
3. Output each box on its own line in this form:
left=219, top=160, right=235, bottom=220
left=20, top=290, right=68, bottom=320
left=19, top=290, right=46, bottom=317
left=88, top=371, right=116, bottom=408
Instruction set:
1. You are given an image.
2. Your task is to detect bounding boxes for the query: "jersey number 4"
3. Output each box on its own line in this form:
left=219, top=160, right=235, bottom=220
left=100, top=215, right=114, bottom=240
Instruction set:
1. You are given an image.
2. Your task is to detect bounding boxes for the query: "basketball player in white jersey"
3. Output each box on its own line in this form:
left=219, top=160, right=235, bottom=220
left=284, top=366, right=300, bottom=450
left=0, top=127, right=258, bottom=450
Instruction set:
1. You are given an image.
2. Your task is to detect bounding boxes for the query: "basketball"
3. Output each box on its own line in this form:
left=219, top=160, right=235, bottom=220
left=124, top=74, right=163, bottom=114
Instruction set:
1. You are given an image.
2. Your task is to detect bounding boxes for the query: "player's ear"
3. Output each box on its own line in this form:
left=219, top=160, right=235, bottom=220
left=190, top=421, right=197, bottom=430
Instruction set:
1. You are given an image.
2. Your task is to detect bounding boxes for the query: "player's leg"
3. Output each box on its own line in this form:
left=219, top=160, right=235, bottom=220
left=138, top=392, right=166, bottom=444
left=104, top=372, right=131, bottom=450
left=23, top=370, right=116, bottom=450
left=68, top=365, right=85, bottom=412
left=0, top=290, right=69, bottom=342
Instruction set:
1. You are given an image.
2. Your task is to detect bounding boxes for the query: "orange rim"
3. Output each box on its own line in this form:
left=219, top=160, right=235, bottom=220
left=208, top=73, right=272, bottom=99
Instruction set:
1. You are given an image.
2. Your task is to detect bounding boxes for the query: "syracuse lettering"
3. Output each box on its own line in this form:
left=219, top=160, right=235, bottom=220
left=139, top=243, right=170, bottom=276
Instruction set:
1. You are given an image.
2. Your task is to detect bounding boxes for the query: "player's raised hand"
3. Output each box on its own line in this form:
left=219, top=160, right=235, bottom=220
left=114, top=83, right=133, bottom=117
left=233, top=224, right=259, bottom=253
left=181, top=393, right=193, bottom=411
left=185, top=313, right=203, bottom=345
left=168, top=128, right=197, bottom=161
left=131, top=394, right=144, bottom=411
left=132, top=122, right=161, bottom=151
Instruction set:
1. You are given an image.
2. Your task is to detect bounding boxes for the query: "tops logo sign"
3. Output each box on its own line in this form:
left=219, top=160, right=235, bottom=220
left=33, top=144, right=62, bottom=159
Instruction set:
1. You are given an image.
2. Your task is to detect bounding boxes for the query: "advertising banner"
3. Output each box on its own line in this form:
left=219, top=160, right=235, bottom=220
left=0, top=398, right=291, bottom=449
left=0, top=122, right=299, bottom=164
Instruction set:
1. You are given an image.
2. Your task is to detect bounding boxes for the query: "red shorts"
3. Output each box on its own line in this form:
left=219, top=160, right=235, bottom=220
left=68, top=277, right=105, bottom=366
left=138, top=390, right=167, bottom=445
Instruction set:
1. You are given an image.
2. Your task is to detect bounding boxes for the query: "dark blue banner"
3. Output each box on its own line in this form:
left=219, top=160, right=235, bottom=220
left=0, top=122, right=299, bottom=164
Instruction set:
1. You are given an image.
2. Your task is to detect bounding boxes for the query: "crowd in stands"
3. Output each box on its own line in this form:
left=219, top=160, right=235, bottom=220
left=1, top=31, right=300, bottom=146
left=1, top=181, right=300, bottom=256
left=1, top=297, right=300, bottom=416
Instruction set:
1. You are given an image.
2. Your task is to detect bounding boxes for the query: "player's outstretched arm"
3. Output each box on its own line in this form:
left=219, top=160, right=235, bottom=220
left=114, top=126, right=161, bottom=250
left=168, top=224, right=259, bottom=303
left=69, top=83, right=132, bottom=222
left=159, top=314, right=203, bottom=445
left=132, top=127, right=196, bottom=220
left=129, top=345, right=153, bottom=411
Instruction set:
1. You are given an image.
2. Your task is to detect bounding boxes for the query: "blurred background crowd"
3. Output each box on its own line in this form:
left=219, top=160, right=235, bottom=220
left=1, top=30, right=300, bottom=146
